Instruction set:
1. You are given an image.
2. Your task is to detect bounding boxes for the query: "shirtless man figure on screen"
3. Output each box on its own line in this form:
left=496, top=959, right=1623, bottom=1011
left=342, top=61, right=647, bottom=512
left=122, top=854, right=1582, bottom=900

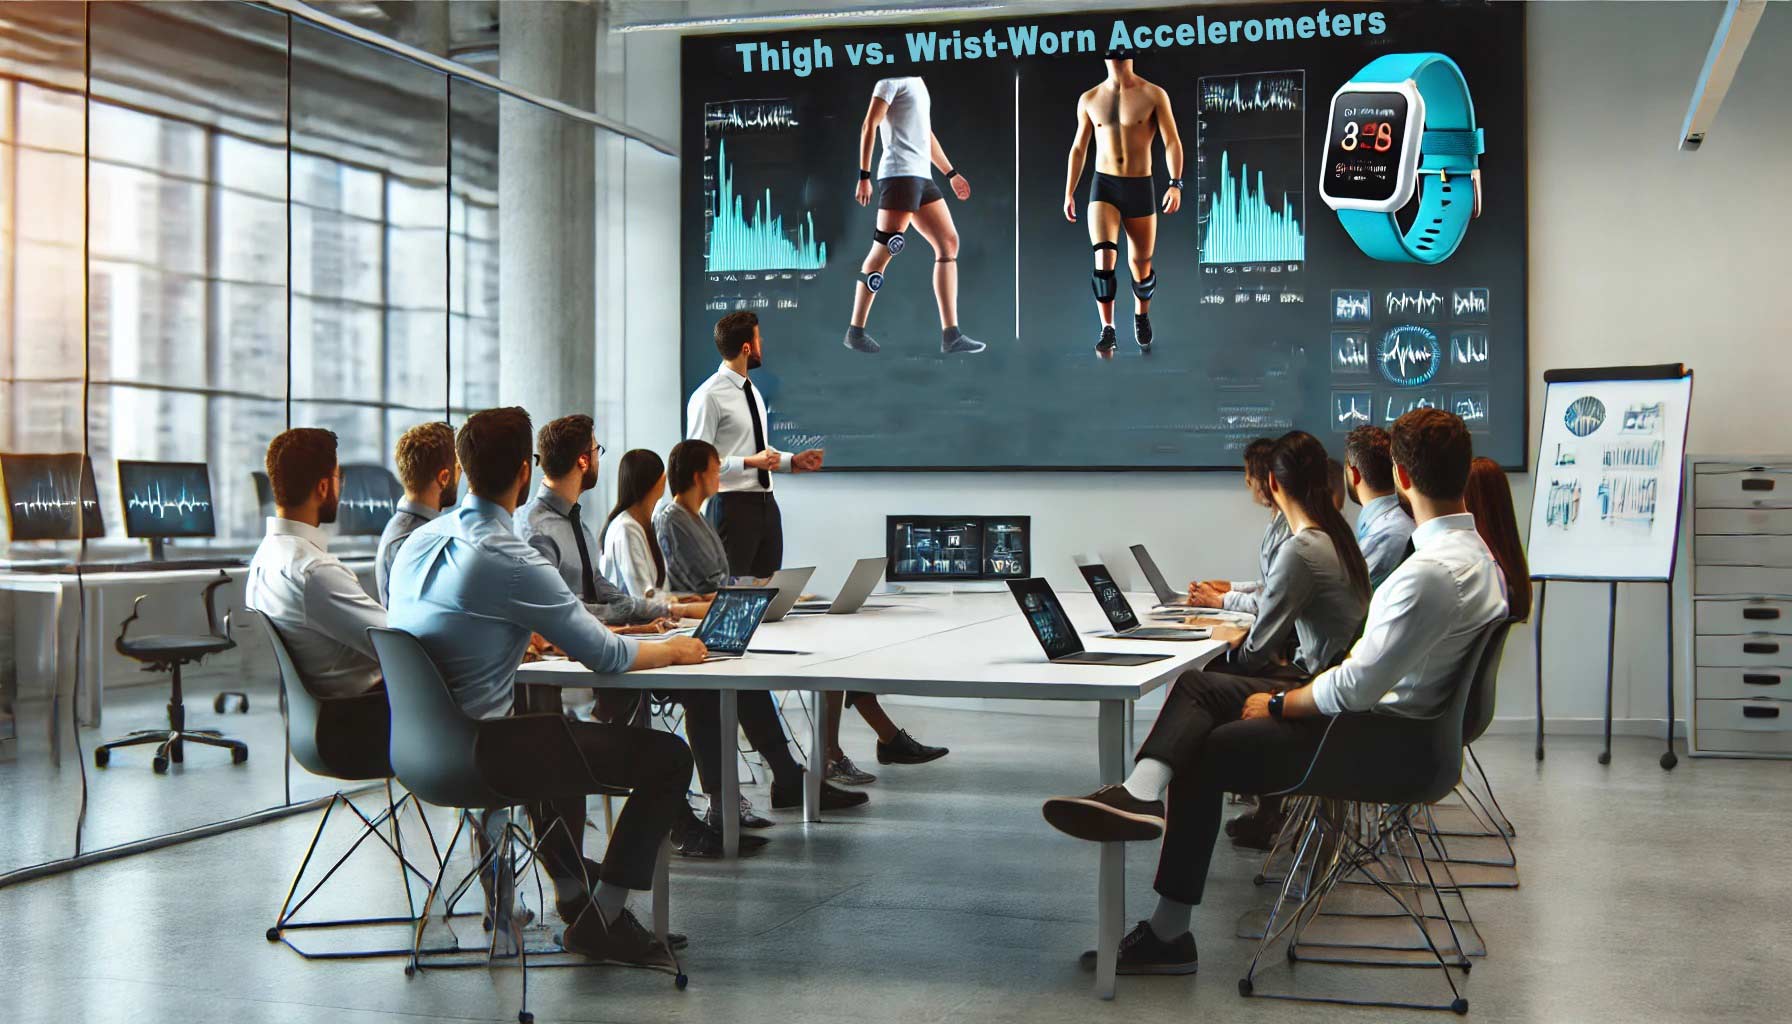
left=1064, top=48, right=1184, bottom=357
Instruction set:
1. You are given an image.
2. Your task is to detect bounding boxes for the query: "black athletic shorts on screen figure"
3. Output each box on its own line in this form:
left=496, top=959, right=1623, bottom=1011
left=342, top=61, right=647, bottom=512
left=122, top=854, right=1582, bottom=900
left=1089, top=171, right=1157, bottom=219
left=878, top=175, right=945, bottom=211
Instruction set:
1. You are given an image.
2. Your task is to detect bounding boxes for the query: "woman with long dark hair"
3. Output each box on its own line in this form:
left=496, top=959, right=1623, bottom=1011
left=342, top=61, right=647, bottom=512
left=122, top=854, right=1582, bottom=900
left=1188, top=430, right=1373, bottom=847
left=1190, top=430, right=1372, bottom=676
left=600, top=448, right=670, bottom=601
left=1464, top=456, right=1532, bottom=621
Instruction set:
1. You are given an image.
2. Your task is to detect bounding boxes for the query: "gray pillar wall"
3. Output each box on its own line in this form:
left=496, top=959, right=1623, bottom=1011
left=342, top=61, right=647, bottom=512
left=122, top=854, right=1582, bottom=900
left=497, top=1, right=598, bottom=426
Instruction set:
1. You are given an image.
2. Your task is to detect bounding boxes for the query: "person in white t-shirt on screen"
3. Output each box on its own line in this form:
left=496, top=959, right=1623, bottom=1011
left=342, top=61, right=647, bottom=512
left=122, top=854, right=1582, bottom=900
left=844, top=75, right=986, bottom=356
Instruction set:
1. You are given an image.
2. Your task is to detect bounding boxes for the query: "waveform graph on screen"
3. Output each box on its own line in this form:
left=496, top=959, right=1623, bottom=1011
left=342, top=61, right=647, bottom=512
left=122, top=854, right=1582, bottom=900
left=1195, top=71, right=1304, bottom=304
left=703, top=99, right=827, bottom=290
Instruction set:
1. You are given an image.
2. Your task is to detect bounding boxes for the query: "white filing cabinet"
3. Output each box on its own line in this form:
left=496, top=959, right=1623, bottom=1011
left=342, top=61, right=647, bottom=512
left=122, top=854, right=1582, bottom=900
left=1684, top=457, right=1792, bottom=757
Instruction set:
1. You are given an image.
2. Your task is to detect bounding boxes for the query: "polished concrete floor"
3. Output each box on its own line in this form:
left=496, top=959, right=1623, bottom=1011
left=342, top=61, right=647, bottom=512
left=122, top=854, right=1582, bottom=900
left=2, top=705, right=1788, bottom=1024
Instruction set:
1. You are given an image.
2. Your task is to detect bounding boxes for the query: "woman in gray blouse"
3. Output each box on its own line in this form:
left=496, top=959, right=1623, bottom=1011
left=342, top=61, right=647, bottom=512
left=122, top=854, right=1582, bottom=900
left=1186, top=430, right=1371, bottom=845
left=655, top=439, right=874, bottom=816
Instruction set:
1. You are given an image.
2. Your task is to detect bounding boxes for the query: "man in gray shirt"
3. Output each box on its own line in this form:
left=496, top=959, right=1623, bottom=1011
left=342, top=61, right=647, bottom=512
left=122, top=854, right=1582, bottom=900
left=1344, top=424, right=1417, bottom=588
left=375, top=421, right=457, bottom=606
left=514, top=415, right=707, bottom=628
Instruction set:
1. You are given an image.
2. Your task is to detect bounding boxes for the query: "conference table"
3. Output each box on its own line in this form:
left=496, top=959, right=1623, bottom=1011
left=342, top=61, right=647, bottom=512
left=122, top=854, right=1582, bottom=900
left=515, top=587, right=1225, bottom=999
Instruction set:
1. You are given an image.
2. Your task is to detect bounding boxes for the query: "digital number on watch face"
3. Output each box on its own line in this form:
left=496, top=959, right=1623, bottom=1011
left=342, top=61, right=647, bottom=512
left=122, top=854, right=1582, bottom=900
left=1325, top=91, right=1411, bottom=202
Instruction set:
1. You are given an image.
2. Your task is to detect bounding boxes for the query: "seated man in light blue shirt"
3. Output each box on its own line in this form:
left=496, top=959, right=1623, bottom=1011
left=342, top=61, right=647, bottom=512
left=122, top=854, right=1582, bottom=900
left=1042, top=409, right=1506, bottom=977
left=375, top=421, right=458, bottom=606
left=1344, top=424, right=1417, bottom=588
left=388, top=407, right=707, bottom=969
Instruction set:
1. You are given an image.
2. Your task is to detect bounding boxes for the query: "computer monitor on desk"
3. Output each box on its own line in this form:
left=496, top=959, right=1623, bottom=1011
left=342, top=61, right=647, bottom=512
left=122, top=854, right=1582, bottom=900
left=1, top=452, right=105, bottom=542
left=337, top=464, right=402, bottom=537
left=118, top=460, right=216, bottom=560
left=886, top=515, right=1031, bottom=590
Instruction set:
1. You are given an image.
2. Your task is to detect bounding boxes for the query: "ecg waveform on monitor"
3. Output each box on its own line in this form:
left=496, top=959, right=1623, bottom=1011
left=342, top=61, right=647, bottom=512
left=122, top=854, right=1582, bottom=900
left=1201, top=75, right=1301, bottom=113
left=705, top=138, right=828, bottom=273
left=1384, top=393, right=1441, bottom=421
left=705, top=100, right=800, bottom=135
left=9, top=486, right=99, bottom=520
left=340, top=495, right=395, bottom=516
left=1334, top=335, right=1369, bottom=369
left=1381, top=336, right=1437, bottom=380
left=125, top=483, right=211, bottom=520
left=1453, top=392, right=1489, bottom=425
left=1332, top=290, right=1371, bottom=322
left=1385, top=290, right=1444, bottom=318
left=1451, top=333, right=1489, bottom=366
left=1200, top=150, right=1305, bottom=264
left=1452, top=287, right=1490, bottom=319
left=1334, top=393, right=1371, bottom=428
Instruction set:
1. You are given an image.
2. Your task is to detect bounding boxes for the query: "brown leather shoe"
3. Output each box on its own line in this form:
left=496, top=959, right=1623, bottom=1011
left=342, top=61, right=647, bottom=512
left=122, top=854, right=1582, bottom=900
left=560, top=908, right=676, bottom=969
left=1042, top=785, right=1166, bottom=842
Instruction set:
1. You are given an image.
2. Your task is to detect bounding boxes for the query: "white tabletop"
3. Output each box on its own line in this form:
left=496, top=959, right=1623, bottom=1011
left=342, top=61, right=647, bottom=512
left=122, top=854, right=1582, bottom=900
left=515, top=590, right=1225, bottom=703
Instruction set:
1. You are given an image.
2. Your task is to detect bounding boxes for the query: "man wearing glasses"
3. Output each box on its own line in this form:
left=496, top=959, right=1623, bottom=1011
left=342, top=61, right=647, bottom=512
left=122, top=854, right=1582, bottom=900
left=516, top=414, right=712, bottom=631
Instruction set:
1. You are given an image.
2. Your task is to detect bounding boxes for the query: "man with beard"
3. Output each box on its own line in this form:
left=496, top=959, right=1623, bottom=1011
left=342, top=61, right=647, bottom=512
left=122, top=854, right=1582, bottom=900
left=246, top=427, right=387, bottom=698
left=686, top=311, right=825, bottom=579
left=376, top=420, right=460, bottom=606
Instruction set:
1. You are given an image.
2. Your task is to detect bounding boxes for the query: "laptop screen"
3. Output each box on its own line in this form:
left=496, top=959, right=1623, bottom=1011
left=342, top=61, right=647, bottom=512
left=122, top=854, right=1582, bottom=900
left=1078, top=564, right=1140, bottom=632
left=695, top=587, right=776, bottom=654
left=1129, top=544, right=1177, bottom=603
left=1006, top=578, right=1082, bottom=661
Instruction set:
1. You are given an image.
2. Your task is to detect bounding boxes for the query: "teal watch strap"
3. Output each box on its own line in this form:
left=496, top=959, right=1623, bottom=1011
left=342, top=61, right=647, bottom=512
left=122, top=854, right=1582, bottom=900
left=1338, top=53, right=1482, bottom=264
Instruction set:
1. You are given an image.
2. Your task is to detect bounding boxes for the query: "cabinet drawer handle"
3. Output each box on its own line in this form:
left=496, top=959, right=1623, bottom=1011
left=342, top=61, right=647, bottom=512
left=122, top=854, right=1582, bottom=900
left=1744, top=674, right=1783, bottom=687
left=1743, top=641, right=1781, bottom=655
left=1740, top=478, right=1776, bottom=492
left=1742, top=706, right=1781, bottom=720
left=1743, top=607, right=1783, bottom=621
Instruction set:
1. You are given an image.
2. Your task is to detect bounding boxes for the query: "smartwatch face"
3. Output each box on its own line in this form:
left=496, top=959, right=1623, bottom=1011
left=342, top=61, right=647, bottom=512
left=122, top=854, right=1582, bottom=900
left=1321, top=87, right=1420, bottom=210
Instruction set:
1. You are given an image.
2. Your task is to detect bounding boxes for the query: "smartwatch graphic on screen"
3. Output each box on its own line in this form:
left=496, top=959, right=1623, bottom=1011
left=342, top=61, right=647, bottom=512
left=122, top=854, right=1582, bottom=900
left=1320, top=53, right=1483, bottom=264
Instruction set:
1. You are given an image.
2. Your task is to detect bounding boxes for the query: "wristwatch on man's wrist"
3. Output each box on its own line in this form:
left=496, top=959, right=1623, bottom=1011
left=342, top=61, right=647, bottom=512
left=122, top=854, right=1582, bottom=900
left=1268, top=690, right=1287, bottom=720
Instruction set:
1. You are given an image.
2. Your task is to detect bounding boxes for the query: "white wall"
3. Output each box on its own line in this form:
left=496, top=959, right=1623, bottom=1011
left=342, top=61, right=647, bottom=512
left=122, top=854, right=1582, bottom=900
left=614, top=1, right=1792, bottom=730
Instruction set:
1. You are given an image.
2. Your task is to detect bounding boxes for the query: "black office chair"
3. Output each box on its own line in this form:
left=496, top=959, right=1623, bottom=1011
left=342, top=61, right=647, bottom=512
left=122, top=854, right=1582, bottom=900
left=1414, top=618, right=1519, bottom=887
left=1238, top=620, right=1510, bottom=1015
left=94, top=573, right=247, bottom=773
left=369, top=627, right=683, bottom=1024
left=252, top=610, right=447, bottom=959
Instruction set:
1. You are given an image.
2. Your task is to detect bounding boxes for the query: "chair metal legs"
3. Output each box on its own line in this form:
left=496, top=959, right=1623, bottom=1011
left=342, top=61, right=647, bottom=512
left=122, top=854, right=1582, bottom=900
left=406, top=806, right=687, bottom=1023
left=1239, top=801, right=1473, bottom=1014
left=266, top=781, right=450, bottom=959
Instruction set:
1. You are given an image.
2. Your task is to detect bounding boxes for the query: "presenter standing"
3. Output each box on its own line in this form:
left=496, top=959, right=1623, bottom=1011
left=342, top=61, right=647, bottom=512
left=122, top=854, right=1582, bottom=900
left=688, top=311, right=824, bottom=578
left=1063, top=48, right=1183, bottom=356
left=843, top=75, right=986, bottom=356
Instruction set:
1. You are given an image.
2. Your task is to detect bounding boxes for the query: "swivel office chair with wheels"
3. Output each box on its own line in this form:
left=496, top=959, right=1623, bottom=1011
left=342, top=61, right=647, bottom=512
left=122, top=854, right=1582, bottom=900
left=94, top=572, right=247, bottom=773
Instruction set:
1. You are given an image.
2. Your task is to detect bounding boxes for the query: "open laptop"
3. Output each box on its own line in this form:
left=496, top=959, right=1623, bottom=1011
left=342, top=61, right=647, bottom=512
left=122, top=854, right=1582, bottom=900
left=1077, top=563, right=1210, bottom=641
left=760, top=566, right=817, bottom=622
left=1129, top=543, right=1192, bottom=610
left=692, top=587, right=778, bottom=660
left=790, top=556, right=886, bottom=615
left=1006, top=578, right=1169, bottom=667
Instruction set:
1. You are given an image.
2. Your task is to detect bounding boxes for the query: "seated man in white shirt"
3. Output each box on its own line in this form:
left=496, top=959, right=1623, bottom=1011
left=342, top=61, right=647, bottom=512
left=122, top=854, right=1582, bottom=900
left=246, top=427, right=386, bottom=702
left=1041, top=408, right=1507, bottom=976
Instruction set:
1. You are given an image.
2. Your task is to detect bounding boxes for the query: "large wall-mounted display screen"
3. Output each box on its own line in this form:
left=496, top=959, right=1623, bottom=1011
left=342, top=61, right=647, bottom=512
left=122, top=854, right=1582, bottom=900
left=680, top=2, right=1526, bottom=469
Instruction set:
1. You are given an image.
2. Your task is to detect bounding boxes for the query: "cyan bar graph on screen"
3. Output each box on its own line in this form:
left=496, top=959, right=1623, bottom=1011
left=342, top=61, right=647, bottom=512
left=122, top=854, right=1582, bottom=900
left=705, top=139, right=827, bottom=273
left=1200, top=151, right=1304, bottom=265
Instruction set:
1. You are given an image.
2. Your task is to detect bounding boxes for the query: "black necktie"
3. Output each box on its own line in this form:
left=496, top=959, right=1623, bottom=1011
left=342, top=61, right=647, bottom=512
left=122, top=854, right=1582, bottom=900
left=567, top=502, right=598, bottom=601
left=742, top=377, right=771, bottom=489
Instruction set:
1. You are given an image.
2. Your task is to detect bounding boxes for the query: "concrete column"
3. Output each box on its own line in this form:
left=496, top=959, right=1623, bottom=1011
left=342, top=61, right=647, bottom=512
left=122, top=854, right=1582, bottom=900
left=497, top=1, right=597, bottom=426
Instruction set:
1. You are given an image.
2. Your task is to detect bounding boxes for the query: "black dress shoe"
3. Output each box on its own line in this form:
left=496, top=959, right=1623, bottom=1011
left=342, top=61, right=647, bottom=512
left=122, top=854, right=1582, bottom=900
left=1042, top=785, right=1165, bottom=842
left=1227, top=807, right=1287, bottom=851
left=1078, top=921, right=1198, bottom=976
left=676, top=816, right=768, bottom=858
left=770, top=773, right=870, bottom=811
left=556, top=862, right=687, bottom=948
left=560, top=908, right=676, bottom=968
left=875, top=729, right=949, bottom=766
